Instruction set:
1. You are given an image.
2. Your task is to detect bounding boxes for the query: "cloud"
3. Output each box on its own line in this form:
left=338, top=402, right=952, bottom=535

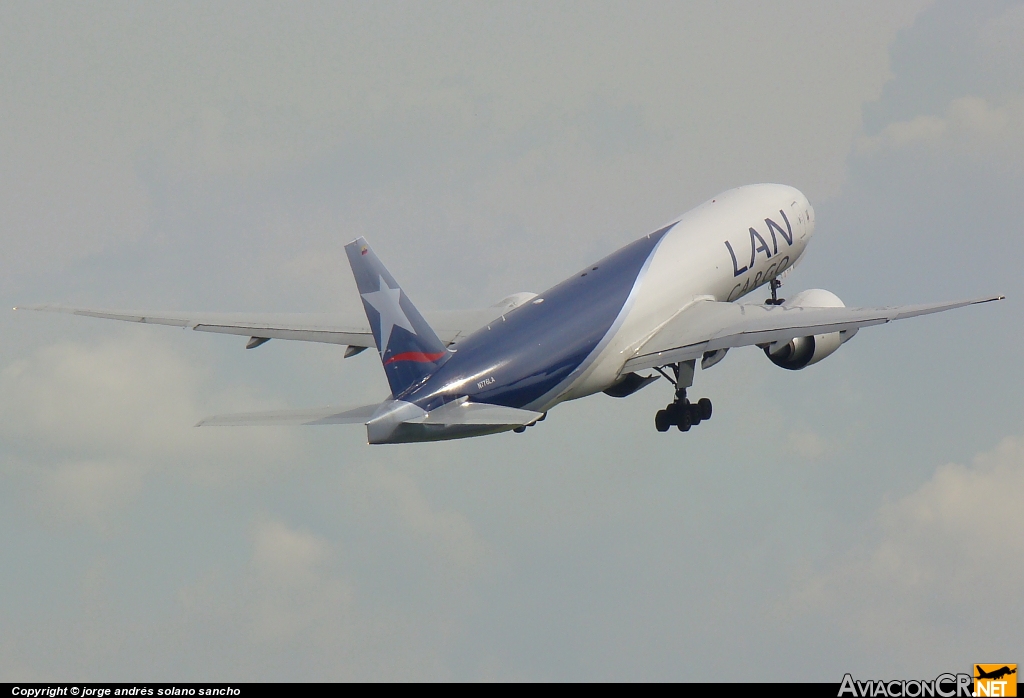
left=858, top=95, right=1024, bottom=160
left=172, top=516, right=458, bottom=680
left=349, top=465, right=489, bottom=572
left=0, top=2, right=932, bottom=295
left=0, top=331, right=302, bottom=525
left=245, top=519, right=353, bottom=642
left=10, top=0, right=1019, bottom=682
left=37, top=460, right=143, bottom=530
left=786, top=434, right=1024, bottom=666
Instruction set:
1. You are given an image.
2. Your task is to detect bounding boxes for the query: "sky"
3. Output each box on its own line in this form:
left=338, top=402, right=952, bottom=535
left=1, top=0, right=1021, bottom=681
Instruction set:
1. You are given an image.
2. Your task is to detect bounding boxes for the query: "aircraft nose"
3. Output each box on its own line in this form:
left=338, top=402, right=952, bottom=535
left=804, top=198, right=816, bottom=237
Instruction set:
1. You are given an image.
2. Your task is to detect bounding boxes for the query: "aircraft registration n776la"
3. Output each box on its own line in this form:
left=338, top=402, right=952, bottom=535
left=18, top=184, right=1002, bottom=444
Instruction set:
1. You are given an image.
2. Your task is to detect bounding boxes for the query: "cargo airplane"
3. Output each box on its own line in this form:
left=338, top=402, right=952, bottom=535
left=18, top=184, right=1002, bottom=443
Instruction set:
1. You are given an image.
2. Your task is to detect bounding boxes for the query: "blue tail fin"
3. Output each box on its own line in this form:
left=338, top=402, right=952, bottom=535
left=345, top=238, right=451, bottom=397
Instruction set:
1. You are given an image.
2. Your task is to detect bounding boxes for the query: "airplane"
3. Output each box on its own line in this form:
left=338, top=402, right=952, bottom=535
left=17, top=183, right=1002, bottom=444
left=975, top=666, right=1016, bottom=681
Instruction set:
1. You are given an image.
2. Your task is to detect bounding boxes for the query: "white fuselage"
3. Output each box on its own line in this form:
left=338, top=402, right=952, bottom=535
left=556, top=184, right=815, bottom=405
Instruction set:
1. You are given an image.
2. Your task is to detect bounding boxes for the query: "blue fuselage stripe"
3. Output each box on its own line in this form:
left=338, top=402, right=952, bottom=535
left=407, top=225, right=674, bottom=411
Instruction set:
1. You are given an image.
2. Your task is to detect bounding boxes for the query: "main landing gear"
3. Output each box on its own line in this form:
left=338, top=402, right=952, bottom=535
left=765, top=278, right=785, bottom=306
left=653, top=361, right=713, bottom=433
left=655, top=397, right=712, bottom=432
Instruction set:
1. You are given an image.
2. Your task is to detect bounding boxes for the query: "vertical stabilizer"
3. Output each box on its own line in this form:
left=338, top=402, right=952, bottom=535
left=345, top=238, right=450, bottom=397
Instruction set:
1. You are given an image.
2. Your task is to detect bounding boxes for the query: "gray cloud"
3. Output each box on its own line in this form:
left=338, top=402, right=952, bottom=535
left=0, top=331, right=305, bottom=531
left=2, top=0, right=1021, bottom=681
left=785, top=434, right=1024, bottom=675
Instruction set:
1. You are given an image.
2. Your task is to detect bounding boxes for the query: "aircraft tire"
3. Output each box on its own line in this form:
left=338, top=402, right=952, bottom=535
left=676, top=410, right=692, bottom=432
left=655, top=410, right=671, bottom=432
left=689, top=403, right=702, bottom=426
left=698, top=398, right=712, bottom=420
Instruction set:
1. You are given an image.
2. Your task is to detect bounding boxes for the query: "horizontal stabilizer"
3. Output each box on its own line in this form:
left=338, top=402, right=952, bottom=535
left=405, top=398, right=543, bottom=426
left=197, top=403, right=383, bottom=426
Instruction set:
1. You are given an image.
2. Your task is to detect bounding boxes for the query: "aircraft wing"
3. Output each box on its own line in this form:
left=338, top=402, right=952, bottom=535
left=16, top=293, right=536, bottom=349
left=622, top=295, right=1004, bottom=373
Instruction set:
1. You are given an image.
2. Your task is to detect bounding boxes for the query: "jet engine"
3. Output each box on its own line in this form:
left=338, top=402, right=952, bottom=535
left=764, top=289, right=856, bottom=370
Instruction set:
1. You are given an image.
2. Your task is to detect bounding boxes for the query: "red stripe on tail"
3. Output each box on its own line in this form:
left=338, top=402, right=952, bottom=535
left=384, top=351, right=447, bottom=366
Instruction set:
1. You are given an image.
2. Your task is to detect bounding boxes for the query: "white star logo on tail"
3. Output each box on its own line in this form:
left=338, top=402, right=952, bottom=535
left=361, top=276, right=416, bottom=354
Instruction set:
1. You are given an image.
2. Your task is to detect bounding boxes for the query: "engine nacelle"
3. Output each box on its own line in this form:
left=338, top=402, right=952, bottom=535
left=764, top=289, right=856, bottom=370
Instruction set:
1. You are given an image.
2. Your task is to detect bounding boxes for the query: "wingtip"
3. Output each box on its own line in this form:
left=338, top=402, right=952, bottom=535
left=12, top=304, right=56, bottom=312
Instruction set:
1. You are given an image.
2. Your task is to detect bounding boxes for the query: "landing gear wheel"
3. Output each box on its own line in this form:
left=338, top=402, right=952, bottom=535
left=513, top=426, right=526, bottom=433
left=688, top=403, right=702, bottom=426
left=676, top=409, right=692, bottom=432
left=697, top=397, right=713, bottom=420
left=655, top=410, right=671, bottom=432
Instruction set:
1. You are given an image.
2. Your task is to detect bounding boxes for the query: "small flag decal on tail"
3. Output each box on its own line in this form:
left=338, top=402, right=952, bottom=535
left=361, top=246, right=368, bottom=255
